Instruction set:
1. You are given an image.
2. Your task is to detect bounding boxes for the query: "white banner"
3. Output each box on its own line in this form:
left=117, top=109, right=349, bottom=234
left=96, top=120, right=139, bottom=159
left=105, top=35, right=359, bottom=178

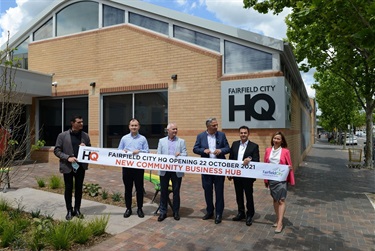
left=78, top=146, right=289, bottom=181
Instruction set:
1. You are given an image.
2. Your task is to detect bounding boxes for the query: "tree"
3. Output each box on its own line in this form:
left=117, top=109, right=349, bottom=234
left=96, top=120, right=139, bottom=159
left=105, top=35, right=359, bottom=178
left=0, top=32, right=36, bottom=190
left=313, top=70, right=361, bottom=146
left=244, top=0, right=375, bottom=168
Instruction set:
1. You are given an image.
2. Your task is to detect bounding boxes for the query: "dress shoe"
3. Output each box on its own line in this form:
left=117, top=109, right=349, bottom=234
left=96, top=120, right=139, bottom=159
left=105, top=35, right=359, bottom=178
left=215, top=215, right=222, bottom=224
left=65, top=210, right=73, bottom=221
left=232, top=212, right=245, bottom=221
left=158, top=213, right=167, bottom=222
left=202, top=213, right=214, bottom=220
left=246, top=216, right=253, bottom=226
left=123, top=209, right=132, bottom=218
left=73, top=208, right=84, bottom=219
left=173, top=212, right=180, bottom=221
left=137, top=208, right=144, bottom=218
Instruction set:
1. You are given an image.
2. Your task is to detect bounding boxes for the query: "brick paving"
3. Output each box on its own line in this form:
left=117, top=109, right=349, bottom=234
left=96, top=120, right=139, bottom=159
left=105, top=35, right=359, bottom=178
left=4, top=139, right=375, bottom=251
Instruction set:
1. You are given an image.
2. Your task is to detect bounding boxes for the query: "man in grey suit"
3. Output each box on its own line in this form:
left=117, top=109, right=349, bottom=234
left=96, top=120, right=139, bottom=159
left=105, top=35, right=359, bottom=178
left=54, top=115, right=91, bottom=220
left=157, top=122, right=187, bottom=221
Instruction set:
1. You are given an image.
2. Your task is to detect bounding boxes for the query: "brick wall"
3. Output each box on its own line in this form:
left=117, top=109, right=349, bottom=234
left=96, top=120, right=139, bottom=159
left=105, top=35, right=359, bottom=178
left=28, top=24, right=311, bottom=170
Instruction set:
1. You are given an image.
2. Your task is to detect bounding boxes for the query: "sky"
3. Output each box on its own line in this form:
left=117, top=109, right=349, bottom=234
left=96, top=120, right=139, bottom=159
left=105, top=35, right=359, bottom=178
left=0, top=0, right=315, bottom=97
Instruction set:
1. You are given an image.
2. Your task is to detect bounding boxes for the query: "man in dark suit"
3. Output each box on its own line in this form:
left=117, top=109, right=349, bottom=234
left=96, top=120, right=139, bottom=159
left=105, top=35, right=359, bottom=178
left=193, top=117, right=230, bottom=224
left=54, top=115, right=91, bottom=220
left=228, top=125, right=259, bottom=226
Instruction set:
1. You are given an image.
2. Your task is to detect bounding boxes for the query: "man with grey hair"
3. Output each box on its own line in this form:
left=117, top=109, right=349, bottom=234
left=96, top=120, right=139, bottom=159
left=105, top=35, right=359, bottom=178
left=157, top=122, right=187, bottom=221
left=193, top=118, right=230, bottom=224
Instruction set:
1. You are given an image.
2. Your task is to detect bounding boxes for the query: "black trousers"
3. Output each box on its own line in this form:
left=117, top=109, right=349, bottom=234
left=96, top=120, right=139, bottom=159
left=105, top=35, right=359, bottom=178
left=159, top=172, right=182, bottom=214
left=233, top=177, right=255, bottom=217
left=122, top=167, right=144, bottom=209
left=63, top=166, right=85, bottom=211
left=201, top=174, right=225, bottom=216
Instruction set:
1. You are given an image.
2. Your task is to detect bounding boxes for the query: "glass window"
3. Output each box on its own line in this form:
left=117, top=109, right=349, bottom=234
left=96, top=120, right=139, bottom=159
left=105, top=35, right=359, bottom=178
left=134, top=92, right=168, bottom=148
left=103, top=4, right=124, bottom=27
left=33, top=18, right=53, bottom=41
left=174, top=25, right=220, bottom=52
left=224, top=41, right=272, bottom=74
left=56, top=1, right=98, bottom=37
left=39, top=99, right=62, bottom=146
left=103, top=94, right=132, bottom=148
left=63, top=97, right=89, bottom=132
left=103, top=91, right=168, bottom=149
left=129, top=12, right=168, bottom=35
left=39, top=97, right=88, bottom=146
left=14, top=37, right=29, bottom=55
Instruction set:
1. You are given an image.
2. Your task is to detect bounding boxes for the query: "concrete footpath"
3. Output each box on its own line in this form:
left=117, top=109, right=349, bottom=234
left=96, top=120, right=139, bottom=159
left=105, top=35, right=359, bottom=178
left=1, top=139, right=374, bottom=251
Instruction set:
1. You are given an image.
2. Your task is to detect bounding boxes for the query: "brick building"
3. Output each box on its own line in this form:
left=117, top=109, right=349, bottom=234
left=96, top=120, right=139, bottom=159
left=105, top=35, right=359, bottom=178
left=2, top=0, right=314, bottom=168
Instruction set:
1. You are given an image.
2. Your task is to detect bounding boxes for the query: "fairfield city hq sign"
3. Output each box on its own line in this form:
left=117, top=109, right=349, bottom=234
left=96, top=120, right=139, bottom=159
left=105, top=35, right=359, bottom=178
left=221, top=77, right=291, bottom=129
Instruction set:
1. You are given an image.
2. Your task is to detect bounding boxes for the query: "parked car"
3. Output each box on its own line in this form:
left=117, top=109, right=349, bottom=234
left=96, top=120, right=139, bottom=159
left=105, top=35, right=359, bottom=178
left=345, top=135, right=358, bottom=145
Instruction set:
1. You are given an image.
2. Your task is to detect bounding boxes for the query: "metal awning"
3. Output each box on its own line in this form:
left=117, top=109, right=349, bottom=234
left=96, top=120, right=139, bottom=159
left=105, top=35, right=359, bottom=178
left=0, top=65, right=52, bottom=104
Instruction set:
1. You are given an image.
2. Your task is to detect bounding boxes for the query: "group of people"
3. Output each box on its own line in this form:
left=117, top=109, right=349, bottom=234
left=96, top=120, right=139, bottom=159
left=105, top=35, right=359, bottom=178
left=54, top=116, right=294, bottom=234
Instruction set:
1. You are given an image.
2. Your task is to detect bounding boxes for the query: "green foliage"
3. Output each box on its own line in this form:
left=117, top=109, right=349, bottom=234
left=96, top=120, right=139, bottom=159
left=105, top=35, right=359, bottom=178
left=111, top=191, right=122, bottom=202
left=101, top=189, right=109, bottom=200
left=35, top=177, right=46, bottom=188
left=1, top=222, right=17, bottom=248
left=31, top=209, right=41, bottom=218
left=243, top=0, right=375, bottom=168
left=0, top=198, right=10, bottom=211
left=83, top=183, right=102, bottom=197
left=0, top=196, right=110, bottom=249
left=88, top=215, right=109, bottom=236
left=47, top=221, right=74, bottom=250
left=313, top=71, right=360, bottom=131
left=31, top=140, right=46, bottom=151
left=71, top=220, right=92, bottom=244
left=49, top=175, right=62, bottom=189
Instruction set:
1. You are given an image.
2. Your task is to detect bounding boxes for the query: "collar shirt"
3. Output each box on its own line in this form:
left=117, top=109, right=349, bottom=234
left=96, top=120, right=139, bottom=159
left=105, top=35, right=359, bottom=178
left=118, top=133, right=149, bottom=153
left=237, top=140, right=248, bottom=161
left=168, top=137, right=177, bottom=155
left=207, top=132, right=217, bottom=159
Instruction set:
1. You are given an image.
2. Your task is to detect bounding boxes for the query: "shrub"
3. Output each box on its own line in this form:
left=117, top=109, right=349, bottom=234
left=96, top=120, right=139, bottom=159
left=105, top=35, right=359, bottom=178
left=71, top=220, right=92, bottom=244
left=83, top=183, right=101, bottom=197
left=36, top=177, right=46, bottom=188
left=88, top=215, right=109, bottom=236
left=47, top=221, right=74, bottom=250
left=49, top=175, right=62, bottom=189
left=111, top=192, right=122, bottom=202
left=0, top=198, right=10, bottom=211
left=31, top=209, right=41, bottom=218
left=101, top=189, right=109, bottom=200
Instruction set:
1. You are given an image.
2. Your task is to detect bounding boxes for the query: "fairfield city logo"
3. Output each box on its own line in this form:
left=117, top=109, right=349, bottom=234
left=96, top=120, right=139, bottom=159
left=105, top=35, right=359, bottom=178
left=80, top=150, right=99, bottom=162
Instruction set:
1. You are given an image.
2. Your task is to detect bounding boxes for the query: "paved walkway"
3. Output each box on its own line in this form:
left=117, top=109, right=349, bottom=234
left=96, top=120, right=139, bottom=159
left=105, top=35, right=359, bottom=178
left=1, top=139, right=374, bottom=250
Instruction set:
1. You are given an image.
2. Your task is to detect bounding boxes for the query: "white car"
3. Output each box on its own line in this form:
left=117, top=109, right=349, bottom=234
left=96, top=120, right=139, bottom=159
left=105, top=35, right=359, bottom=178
left=346, top=135, right=358, bottom=145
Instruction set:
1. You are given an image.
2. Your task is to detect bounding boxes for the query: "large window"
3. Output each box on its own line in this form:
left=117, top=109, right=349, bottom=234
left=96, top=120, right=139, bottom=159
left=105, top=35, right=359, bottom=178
left=224, top=41, right=272, bottom=74
left=39, top=97, right=88, bottom=146
left=129, top=12, right=168, bottom=35
left=56, top=1, right=98, bottom=37
left=103, top=4, right=124, bottom=27
left=103, top=91, right=168, bottom=149
left=174, top=25, right=220, bottom=52
left=33, top=18, right=53, bottom=41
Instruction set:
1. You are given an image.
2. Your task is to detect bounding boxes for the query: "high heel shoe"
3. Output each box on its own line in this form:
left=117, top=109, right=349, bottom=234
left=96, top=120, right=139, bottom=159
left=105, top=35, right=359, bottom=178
left=274, top=225, right=284, bottom=234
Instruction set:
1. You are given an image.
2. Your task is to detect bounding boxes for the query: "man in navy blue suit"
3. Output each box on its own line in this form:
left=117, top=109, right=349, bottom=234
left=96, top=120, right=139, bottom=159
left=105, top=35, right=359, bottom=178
left=193, top=118, right=230, bottom=224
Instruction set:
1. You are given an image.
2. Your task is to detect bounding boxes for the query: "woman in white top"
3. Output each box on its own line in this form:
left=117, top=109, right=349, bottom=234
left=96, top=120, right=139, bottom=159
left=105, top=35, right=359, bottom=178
left=264, top=131, right=295, bottom=234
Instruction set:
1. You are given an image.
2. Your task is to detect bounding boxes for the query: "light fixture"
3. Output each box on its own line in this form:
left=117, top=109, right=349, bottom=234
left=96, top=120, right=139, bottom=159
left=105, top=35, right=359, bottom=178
left=52, top=82, right=58, bottom=87
left=171, top=74, right=177, bottom=80
left=90, top=82, right=96, bottom=87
